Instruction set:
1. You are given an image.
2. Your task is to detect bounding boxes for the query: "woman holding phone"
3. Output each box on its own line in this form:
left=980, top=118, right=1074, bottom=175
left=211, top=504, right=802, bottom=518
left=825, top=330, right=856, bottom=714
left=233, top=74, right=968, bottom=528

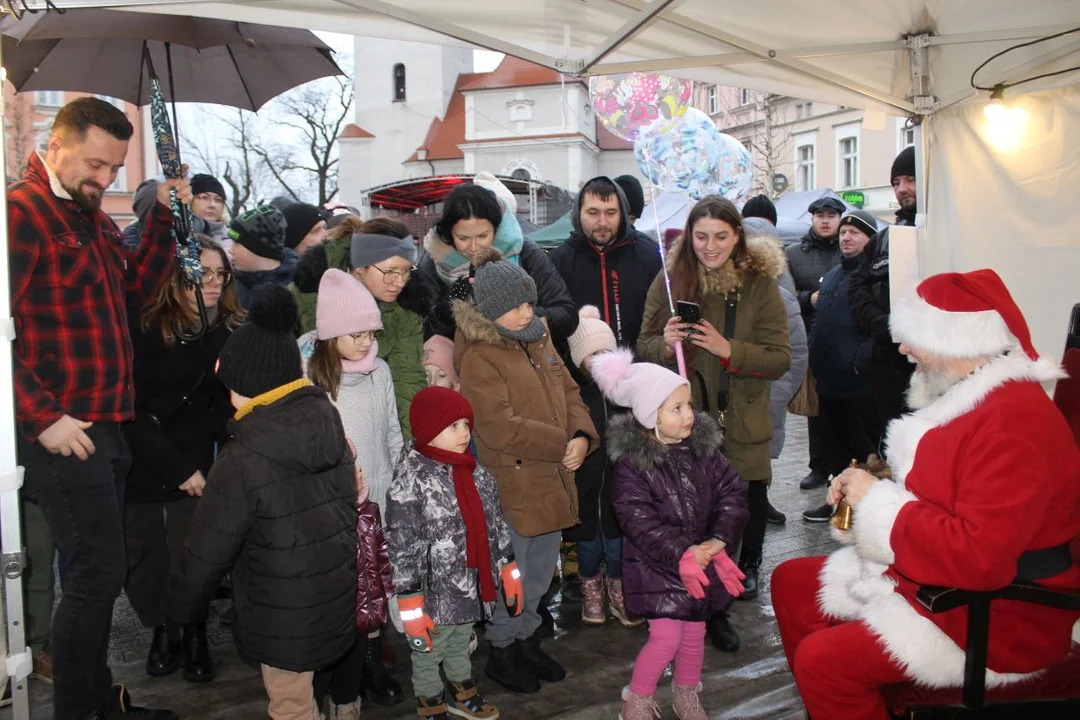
left=637, top=195, right=791, bottom=651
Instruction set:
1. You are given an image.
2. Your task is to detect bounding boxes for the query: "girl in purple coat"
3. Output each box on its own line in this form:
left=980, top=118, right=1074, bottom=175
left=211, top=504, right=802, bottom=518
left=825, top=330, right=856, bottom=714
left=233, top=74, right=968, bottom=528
left=593, top=349, right=749, bottom=720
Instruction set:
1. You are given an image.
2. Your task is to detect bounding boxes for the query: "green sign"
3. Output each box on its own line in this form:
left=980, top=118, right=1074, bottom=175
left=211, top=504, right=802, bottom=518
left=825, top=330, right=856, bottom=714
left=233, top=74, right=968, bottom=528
left=840, top=190, right=866, bottom=208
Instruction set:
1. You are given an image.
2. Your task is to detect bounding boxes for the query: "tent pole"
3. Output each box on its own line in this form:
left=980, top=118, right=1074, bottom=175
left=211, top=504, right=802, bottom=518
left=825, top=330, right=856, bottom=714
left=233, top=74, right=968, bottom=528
left=579, top=0, right=677, bottom=72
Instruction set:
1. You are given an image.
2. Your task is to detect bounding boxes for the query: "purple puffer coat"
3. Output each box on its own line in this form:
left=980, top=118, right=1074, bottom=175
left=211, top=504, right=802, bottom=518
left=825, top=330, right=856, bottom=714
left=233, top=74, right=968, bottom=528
left=356, top=499, right=394, bottom=634
left=609, top=412, right=749, bottom=621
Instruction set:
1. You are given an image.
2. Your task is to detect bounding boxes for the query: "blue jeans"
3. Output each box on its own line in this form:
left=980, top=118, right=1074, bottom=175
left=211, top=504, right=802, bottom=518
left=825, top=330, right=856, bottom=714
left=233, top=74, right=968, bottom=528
left=576, top=530, right=623, bottom=579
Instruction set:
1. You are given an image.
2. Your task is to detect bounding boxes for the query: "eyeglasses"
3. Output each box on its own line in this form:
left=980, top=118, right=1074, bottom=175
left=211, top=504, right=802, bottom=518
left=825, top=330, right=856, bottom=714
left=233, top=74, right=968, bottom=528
left=370, top=264, right=416, bottom=285
left=199, top=270, right=232, bottom=287
left=194, top=192, right=224, bottom=205
left=348, top=330, right=384, bottom=342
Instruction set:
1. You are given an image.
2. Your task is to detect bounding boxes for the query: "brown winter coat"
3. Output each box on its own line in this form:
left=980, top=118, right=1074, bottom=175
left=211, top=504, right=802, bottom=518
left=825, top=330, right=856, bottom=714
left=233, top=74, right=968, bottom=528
left=637, top=235, right=791, bottom=482
left=453, top=302, right=598, bottom=537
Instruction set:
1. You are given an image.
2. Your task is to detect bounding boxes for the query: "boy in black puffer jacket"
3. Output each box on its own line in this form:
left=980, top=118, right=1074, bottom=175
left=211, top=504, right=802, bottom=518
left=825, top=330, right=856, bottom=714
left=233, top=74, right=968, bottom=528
left=171, top=285, right=357, bottom=719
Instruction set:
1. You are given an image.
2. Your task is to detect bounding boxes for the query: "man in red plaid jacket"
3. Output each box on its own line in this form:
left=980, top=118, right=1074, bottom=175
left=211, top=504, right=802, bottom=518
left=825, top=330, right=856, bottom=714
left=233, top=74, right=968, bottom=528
left=8, top=97, right=191, bottom=720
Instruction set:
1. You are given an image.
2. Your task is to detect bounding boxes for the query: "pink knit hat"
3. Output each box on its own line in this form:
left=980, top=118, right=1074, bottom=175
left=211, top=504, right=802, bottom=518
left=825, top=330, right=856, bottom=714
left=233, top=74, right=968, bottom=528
left=315, top=268, right=382, bottom=341
left=567, top=305, right=617, bottom=368
left=422, top=335, right=458, bottom=387
left=592, top=348, right=689, bottom=429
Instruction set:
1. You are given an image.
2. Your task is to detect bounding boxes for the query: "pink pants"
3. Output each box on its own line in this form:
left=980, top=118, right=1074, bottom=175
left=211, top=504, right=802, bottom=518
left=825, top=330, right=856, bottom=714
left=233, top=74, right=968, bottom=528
left=629, top=618, right=707, bottom=695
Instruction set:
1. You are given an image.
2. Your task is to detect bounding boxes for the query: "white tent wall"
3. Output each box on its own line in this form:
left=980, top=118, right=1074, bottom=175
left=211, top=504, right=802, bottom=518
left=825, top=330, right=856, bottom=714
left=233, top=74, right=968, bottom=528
left=922, top=84, right=1080, bottom=363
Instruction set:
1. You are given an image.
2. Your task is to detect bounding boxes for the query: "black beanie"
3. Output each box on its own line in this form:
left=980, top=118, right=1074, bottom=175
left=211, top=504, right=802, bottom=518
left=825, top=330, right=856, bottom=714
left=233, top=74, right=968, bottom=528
left=741, top=194, right=777, bottom=225
left=282, top=203, right=325, bottom=249
left=891, top=147, right=916, bottom=182
left=228, top=205, right=288, bottom=261
left=190, top=173, right=226, bottom=200
left=216, top=284, right=303, bottom=399
left=613, top=175, right=645, bottom=219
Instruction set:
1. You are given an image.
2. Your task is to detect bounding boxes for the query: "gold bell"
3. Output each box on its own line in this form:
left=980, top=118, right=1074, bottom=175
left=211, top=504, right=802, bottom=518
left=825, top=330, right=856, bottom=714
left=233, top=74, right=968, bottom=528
left=830, top=458, right=859, bottom=531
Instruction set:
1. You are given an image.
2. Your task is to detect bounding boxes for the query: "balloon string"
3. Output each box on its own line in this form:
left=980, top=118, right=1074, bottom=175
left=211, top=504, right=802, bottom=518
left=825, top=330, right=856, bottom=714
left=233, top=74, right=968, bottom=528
left=643, top=146, right=687, bottom=379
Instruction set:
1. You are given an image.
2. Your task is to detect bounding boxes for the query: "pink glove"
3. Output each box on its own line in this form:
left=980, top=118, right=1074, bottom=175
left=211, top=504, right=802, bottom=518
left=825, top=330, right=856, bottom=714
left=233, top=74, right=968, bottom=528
left=710, top=551, right=746, bottom=598
left=679, top=549, right=711, bottom=600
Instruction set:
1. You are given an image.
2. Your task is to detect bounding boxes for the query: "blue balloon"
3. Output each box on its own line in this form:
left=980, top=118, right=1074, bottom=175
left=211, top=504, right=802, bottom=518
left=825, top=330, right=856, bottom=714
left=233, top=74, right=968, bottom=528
left=710, top=133, right=754, bottom=206
left=634, top=108, right=720, bottom=200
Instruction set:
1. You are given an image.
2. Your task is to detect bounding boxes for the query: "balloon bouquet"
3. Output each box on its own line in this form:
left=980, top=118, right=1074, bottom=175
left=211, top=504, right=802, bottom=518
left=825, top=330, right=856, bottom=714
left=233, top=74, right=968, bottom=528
left=591, top=73, right=754, bottom=377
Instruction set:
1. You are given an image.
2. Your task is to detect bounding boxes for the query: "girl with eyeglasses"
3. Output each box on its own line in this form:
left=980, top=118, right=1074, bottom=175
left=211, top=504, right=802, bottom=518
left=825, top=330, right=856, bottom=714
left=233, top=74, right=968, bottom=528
left=121, top=234, right=243, bottom=686
left=300, top=268, right=405, bottom=714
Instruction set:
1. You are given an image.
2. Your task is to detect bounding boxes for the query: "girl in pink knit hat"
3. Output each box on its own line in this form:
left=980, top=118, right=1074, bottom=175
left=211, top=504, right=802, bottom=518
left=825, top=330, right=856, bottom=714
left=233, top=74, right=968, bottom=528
left=592, top=349, right=749, bottom=720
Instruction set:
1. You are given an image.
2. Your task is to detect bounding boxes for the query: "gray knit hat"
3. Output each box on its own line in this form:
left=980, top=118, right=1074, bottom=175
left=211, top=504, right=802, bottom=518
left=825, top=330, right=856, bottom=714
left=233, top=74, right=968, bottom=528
left=839, top=208, right=880, bottom=238
left=474, top=257, right=538, bottom=322
left=132, top=178, right=160, bottom=223
left=350, top=233, right=417, bottom=268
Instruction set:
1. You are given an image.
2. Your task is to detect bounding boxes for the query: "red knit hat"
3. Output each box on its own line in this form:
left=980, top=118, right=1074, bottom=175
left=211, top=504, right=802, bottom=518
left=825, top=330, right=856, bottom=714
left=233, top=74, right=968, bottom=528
left=410, top=386, right=474, bottom=447
left=890, top=269, right=1037, bottom=360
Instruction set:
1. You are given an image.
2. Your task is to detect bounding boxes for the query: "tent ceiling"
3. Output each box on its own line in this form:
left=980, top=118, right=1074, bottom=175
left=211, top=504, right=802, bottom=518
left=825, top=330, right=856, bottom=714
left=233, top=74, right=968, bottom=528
left=81, top=0, right=1080, bottom=116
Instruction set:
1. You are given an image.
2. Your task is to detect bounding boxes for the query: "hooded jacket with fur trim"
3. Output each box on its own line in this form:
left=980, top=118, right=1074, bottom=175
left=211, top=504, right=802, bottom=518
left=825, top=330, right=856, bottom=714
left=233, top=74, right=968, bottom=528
left=452, top=298, right=597, bottom=537
left=608, top=412, right=748, bottom=620
left=637, top=232, right=791, bottom=482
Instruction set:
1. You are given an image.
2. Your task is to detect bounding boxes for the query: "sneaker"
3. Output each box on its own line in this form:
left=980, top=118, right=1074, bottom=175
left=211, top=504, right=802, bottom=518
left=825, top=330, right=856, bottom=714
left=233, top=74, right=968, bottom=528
left=766, top=502, right=787, bottom=525
left=326, top=699, right=363, bottom=720
left=90, top=684, right=178, bottom=719
left=799, top=470, right=830, bottom=490
left=416, top=692, right=453, bottom=719
left=672, top=681, right=708, bottom=720
left=619, top=686, right=660, bottom=720
left=578, top=573, right=606, bottom=625
left=31, top=648, right=53, bottom=684
left=446, top=678, right=499, bottom=719
left=802, top=503, right=834, bottom=522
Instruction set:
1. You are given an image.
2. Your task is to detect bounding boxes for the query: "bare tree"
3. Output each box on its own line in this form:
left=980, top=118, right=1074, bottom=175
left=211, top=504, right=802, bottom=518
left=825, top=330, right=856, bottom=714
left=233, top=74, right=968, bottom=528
left=6, top=92, right=35, bottom=180
left=265, top=74, right=354, bottom=206
left=746, top=92, right=792, bottom=197
left=182, top=109, right=277, bottom=217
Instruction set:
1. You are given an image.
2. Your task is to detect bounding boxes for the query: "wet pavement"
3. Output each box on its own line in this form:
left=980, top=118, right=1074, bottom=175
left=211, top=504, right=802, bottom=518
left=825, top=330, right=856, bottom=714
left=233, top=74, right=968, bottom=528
left=6, top=415, right=835, bottom=719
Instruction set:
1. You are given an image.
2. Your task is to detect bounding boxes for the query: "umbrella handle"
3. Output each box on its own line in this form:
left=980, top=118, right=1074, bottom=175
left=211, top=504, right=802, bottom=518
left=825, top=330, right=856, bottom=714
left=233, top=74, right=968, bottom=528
left=174, top=282, right=209, bottom=343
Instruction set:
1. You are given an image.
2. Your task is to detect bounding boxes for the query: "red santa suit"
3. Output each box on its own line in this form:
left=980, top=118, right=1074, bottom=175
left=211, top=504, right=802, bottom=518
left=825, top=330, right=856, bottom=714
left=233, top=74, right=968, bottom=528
left=773, top=269, right=1080, bottom=719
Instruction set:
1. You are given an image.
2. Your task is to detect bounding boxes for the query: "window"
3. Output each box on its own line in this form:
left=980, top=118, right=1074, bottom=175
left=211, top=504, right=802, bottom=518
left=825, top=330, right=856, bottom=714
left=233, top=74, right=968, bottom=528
left=510, top=168, right=531, bottom=181
left=34, top=90, right=63, bottom=107
left=740, top=138, right=752, bottom=154
left=836, top=121, right=861, bottom=189
left=739, top=88, right=752, bottom=106
left=796, top=142, right=816, bottom=192
left=898, top=119, right=916, bottom=151
left=392, top=63, right=406, bottom=102
left=35, top=128, right=51, bottom=152
left=95, top=94, right=125, bottom=110
left=708, top=86, right=718, bottom=115
left=108, top=164, right=128, bottom=194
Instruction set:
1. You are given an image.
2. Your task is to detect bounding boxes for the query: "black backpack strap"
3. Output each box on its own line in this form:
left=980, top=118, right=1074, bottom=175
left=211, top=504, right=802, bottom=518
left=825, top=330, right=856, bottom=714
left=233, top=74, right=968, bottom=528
left=715, top=291, right=740, bottom=413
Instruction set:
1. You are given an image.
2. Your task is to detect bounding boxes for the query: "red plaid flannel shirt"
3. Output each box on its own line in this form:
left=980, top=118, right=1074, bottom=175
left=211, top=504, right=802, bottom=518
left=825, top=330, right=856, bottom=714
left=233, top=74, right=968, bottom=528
left=8, top=154, right=176, bottom=441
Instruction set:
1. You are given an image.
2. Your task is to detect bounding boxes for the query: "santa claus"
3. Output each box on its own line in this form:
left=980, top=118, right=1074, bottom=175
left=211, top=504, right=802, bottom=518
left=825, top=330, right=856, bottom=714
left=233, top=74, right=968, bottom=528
left=772, top=269, right=1080, bottom=719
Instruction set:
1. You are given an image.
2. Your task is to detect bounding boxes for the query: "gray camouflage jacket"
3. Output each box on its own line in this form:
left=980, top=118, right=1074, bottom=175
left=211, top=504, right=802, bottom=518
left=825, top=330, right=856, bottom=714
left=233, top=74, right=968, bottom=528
left=385, top=445, right=515, bottom=626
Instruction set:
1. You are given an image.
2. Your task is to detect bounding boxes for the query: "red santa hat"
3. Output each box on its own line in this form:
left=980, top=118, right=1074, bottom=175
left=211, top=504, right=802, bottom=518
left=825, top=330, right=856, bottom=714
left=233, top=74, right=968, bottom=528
left=891, top=269, right=1045, bottom=363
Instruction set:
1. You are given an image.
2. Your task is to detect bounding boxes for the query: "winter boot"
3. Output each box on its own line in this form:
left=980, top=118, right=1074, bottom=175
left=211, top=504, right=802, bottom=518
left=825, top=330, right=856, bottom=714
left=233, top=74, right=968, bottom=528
left=445, top=678, right=499, bottom=719
left=416, top=693, right=453, bottom=719
left=605, top=576, right=645, bottom=628
left=89, top=684, right=178, bottom=719
left=618, top=686, right=660, bottom=720
left=578, top=573, right=606, bottom=625
left=736, top=556, right=760, bottom=601
left=484, top=642, right=540, bottom=694
left=517, top=633, right=565, bottom=682
left=181, top=622, right=215, bottom=683
left=362, top=633, right=404, bottom=705
left=145, top=624, right=180, bottom=677
left=672, top=681, right=709, bottom=720
left=326, top=699, right=363, bottom=720
left=706, top=613, right=740, bottom=652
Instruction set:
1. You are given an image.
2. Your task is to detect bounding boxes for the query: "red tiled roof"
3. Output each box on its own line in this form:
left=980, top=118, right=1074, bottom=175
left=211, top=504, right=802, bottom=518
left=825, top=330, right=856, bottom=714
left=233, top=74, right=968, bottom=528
left=405, top=72, right=486, bottom=163
left=595, top=118, right=634, bottom=151
left=341, top=123, right=374, bottom=139
left=460, top=55, right=582, bottom=91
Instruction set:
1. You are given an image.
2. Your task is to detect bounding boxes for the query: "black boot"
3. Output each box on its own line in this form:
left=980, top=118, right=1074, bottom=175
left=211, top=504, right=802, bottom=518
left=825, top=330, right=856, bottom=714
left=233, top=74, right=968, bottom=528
left=362, top=633, right=404, bottom=706
left=145, top=624, right=180, bottom=677
left=181, top=622, right=215, bottom=683
left=800, top=469, right=830, bottom=490
left=706, top=613, right=740, bottom=652
left=517, top=633, right=565, bottom=682
left=90, top=684, right=177, bottom=719
left=535, top=597, right=555, bottom=639
left=484, top=642, right=540, bottom=694
left=737, top=559, right=760, bottom=601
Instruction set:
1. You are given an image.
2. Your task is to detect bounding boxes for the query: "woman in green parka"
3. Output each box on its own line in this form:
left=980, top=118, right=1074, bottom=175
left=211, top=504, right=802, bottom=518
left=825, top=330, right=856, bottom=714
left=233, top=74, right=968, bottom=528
left=637, top=195, right=790, bottom=649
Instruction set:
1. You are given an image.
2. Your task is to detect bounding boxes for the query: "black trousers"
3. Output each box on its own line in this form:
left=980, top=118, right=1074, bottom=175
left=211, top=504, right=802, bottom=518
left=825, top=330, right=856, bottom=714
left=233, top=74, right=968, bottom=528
left=124, top=497, right=200, bottom=628
left=313, top=634, right=368, bottom=706
left=19, top=424, right=131, bottom=720
left=739, top=481, right=770, bottom=569
left=816, top=395, right=884, bottom=477
left=807, top=415, right=832, bottom=474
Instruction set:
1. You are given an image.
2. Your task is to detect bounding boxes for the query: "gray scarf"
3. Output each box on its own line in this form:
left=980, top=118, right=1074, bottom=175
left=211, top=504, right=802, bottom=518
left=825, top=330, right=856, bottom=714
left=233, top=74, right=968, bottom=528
left=496, top=316, right=545, bottom=344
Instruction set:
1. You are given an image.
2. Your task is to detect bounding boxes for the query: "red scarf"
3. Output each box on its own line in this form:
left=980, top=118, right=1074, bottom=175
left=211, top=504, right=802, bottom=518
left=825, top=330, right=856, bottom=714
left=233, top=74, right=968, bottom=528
left=415, top=443, right=496, bottom=602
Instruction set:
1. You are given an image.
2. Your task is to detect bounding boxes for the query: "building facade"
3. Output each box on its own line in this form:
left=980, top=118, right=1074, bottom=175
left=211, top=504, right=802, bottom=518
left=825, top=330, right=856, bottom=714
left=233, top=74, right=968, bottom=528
left=696, top=85, right=917, bottom=219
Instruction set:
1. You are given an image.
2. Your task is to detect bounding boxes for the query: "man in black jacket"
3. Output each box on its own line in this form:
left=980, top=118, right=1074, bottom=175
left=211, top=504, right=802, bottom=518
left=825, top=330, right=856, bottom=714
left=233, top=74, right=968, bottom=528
left=549, top=176, right=662, bottom=352
left=785, top=195, right=844, bottom=491
left=849, top=146, right=917, bottom=431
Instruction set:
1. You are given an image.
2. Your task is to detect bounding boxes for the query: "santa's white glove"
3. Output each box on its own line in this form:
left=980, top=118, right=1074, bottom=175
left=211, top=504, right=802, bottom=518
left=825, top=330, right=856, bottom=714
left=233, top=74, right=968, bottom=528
left=388, top=596, right=404, bottom=634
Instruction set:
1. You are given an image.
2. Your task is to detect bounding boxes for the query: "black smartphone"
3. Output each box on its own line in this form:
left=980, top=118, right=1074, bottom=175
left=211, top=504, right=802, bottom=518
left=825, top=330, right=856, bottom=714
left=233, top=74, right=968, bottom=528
left=676, top=301, right=703, bottom=334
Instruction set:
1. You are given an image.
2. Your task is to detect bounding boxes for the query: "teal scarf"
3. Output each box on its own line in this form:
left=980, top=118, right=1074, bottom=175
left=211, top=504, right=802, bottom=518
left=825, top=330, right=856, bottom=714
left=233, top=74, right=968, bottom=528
left=427, top=213, right=525, bottom=286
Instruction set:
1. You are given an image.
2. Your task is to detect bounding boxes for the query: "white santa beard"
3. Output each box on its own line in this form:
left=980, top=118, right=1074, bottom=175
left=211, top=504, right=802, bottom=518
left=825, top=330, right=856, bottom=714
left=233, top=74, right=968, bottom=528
left=906, top=365, right=967, bottom=410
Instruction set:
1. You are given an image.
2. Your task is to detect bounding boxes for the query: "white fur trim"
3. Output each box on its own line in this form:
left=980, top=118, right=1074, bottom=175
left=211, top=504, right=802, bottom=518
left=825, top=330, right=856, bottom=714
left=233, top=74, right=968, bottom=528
left=830, top=525, right=855, bottom=545
left=891, top=289, right=1016, bottom=359
left=886, top=353, right=1067, bottom=486
left=861, top=593, right=1038, bottom=688
left=853, top=482, right=918, bottom=565
left=817, top=547, right=864, bottom=620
